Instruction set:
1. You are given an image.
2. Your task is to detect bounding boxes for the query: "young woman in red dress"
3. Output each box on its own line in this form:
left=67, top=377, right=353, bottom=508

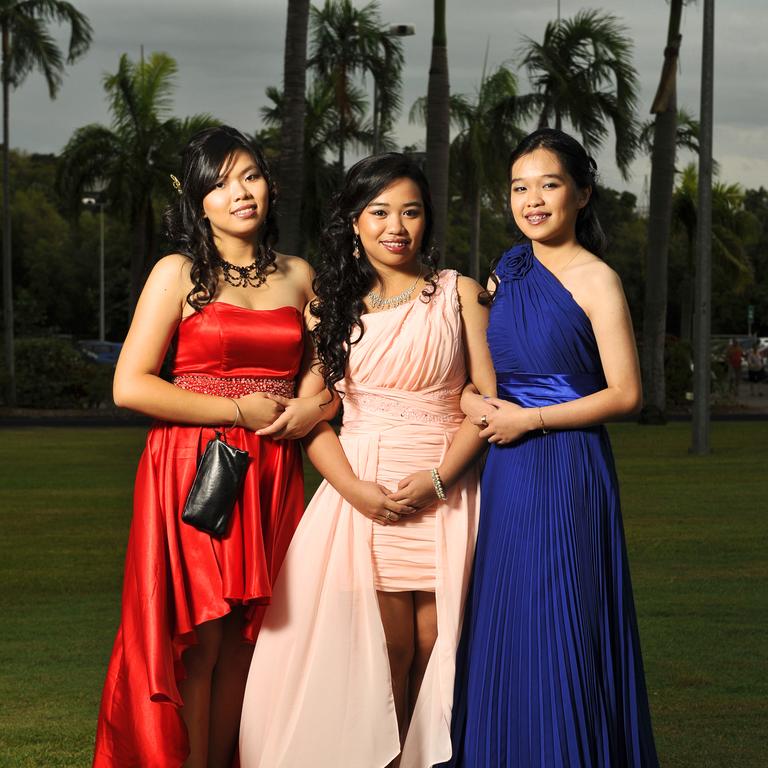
left=92, top=126, right=332, bottom=768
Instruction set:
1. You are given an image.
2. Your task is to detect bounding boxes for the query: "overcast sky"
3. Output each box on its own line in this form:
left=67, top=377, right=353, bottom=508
left=13, top=0, right=768, bottom=200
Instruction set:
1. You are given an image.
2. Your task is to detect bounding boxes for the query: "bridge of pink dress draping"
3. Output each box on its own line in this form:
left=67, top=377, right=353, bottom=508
left=239, top=270, right=480, bottom=768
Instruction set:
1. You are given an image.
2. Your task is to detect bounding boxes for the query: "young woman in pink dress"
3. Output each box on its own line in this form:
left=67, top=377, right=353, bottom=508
left=238, top=153, right=495, bottom=767
left=92, top=126, right=334, bottom=768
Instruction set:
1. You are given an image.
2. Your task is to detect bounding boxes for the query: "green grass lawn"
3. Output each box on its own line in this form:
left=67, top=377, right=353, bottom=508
left=1, top=423, right=765, bottom=767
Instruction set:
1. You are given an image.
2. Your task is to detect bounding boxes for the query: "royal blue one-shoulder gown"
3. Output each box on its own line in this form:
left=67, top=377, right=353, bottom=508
left=444, top=244, right=659, bottom=767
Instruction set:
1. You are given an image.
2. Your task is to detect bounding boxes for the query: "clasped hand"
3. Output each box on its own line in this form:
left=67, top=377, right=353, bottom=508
left=463, top=389, right=530, bottom=445
left=349, top=470, right=441, bottom=526
left=234, top=393, right=322, bottom=439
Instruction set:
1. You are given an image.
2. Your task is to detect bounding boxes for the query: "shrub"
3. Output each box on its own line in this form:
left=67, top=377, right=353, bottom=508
left=0, top=336, right=113, bottom=408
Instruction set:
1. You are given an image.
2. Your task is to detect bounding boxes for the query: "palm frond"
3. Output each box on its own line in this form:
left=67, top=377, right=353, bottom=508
left=7, top=13, right=62, bottom=95
left=519, top=9, right=640, bottom=177
left=17, top=0, right=93, bottom=61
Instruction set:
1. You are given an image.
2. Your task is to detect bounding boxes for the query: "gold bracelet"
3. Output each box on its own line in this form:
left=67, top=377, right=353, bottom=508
left=227, top=398, right=243, bottom=430
left=538, top=407, right=549, bottom=434
left=431, top=467, right=447, bottom=501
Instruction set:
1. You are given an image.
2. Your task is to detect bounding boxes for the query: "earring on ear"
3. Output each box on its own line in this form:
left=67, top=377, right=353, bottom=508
left=352, top=236, right=361, bottom=260
left=170, top=174, right=182, bottom=196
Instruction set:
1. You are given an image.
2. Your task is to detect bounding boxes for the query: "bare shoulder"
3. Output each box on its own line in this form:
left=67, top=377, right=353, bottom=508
left=570, top=255, right=629, bottom=320
left=131, top=253, right=192, bottom=321
left=455, top=273, right=485, bottom=297
left=145, top=253, right=193, bottom=298
left=275, top=252, right=315, bottom=284
left=571, top=253, right=624, bottom=296
left=454, top=273, right=489, bottom=319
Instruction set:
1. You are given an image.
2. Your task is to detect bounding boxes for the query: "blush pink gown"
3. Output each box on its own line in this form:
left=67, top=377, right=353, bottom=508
left=239, top=270, right=480, bottom=767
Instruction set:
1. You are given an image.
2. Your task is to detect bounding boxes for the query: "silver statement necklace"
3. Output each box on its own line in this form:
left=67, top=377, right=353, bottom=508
left=367, top=272, right=421, bottom=311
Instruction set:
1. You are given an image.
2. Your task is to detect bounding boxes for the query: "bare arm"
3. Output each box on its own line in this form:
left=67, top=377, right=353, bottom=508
left=474, top=263, right=641, bottom=444
left=302, top=422, right=411, bottom=525
left=390, top=275, right=495, bottom=508
left=113, top=254, right=285, bottom=431
left=258, top=260, right=340, bottom=438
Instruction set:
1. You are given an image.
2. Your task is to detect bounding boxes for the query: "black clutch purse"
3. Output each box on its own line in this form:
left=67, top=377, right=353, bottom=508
left=182, top=430, right=250, bottom=537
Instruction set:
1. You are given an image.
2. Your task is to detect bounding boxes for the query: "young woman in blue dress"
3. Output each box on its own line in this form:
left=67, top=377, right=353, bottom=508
left=446, top=129, right=660, bottom=767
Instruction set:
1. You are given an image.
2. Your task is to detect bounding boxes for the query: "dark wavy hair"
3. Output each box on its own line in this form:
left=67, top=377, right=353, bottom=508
left=311, top=152, right=440, bottom=392
left=486, top=128, right=607, bottom=297
left=163, top=125, right=279, bottom=309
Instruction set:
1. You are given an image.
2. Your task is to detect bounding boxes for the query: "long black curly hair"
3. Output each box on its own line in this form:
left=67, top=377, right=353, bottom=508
left=163, top=125, right=279, bottom=310
left=312, top=153, right=440, bottom=393
left=484, top=128, right=607, bottom=303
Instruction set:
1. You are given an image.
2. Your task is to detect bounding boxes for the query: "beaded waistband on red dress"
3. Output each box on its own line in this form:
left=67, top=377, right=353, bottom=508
left=172, top=374, right=295, bottom=399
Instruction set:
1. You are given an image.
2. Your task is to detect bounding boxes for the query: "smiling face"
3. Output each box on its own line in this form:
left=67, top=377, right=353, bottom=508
left=352, top=177, right=426, bottom=272
left=509, top=148, right=590, bottom=246
left=202, top=149, right=269, bottom=241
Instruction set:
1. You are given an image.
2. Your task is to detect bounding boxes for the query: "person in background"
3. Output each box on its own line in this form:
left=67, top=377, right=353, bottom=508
left=726, top=337, right=744, bottom=396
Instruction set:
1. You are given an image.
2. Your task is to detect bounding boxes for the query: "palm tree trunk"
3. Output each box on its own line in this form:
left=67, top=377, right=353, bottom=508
left=680, top=275, right=693, bottom=343
left=338, top=122, right=345, bottom=180
left=640, top=0, right=684, bottom=424
left=469, top=185, right=481, bottom=281
left=426, top=0, right=450, bottom=260
left=1, top=21, right=15, bottom=406
left=129, top=198, right=153, bottom=315
left=278, top=0, right=309, bottom=257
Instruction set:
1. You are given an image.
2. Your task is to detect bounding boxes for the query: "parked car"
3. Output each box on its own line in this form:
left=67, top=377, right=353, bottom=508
left=78, top=340, right=123, bottom=365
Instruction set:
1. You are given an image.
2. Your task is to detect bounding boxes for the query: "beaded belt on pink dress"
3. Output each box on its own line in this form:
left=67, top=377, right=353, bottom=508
left=172, top=374, right=295, bottom=399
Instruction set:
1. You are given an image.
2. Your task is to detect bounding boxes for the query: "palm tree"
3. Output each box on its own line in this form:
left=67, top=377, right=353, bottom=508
left=412, top=64, right=529, bottom=280
left=1, top=0, right=92, bottom=405
left=639, top=108, right=702, bottom=158
left=520, top=9, right=639, bottom=178
left=57, top=53, right=217, bottom=313
left=639, top=0, right=688, bottom=424
left=672, top=164, right=755, bottom=342
left=425, top=0, right=449, bottom=258
left=261, top=78, right=364, bottom=256
left=309, top=0, right=403, bottom=177
left=277, top=0, right=310, bottom=256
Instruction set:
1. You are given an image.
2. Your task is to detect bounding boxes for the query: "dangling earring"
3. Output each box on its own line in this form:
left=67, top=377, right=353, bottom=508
left=352, top=237, right=361, bottom=260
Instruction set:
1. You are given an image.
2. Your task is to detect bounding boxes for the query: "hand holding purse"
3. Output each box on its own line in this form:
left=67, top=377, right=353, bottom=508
left=182, top=403, right=250, bottom=537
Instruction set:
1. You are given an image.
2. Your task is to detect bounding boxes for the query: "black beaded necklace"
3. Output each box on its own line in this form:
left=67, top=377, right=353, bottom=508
left=213, top=252, right=269, bottom=288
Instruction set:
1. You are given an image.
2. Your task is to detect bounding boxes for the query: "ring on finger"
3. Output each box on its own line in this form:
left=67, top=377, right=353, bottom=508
left=480, top=414, right=488, bottom=428
left=386, top=510, right=395, bottom=522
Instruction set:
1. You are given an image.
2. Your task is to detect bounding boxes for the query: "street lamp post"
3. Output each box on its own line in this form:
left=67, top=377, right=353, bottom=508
left=691, top=0, right=715, bottom=455
left=82, top=194, right=106, bottom=342
left=373, top=24, right=415, bottom=154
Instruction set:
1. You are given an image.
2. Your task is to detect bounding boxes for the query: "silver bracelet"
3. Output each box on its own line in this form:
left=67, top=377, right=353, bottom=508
left=227, top=398, right=243, bottom=430
left=431, top=467, right=447, bottom=501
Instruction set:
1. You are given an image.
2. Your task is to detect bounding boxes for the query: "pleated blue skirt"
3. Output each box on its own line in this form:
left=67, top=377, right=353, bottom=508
left=445, top=427, right=659, bottom=767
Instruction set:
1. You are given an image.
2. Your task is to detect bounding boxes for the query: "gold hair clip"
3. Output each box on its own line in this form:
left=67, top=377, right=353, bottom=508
left=170, top=174, right=182, bottom=196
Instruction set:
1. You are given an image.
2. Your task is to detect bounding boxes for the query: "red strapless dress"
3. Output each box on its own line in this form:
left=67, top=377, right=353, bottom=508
left=93, top=303, right=305, bottom=768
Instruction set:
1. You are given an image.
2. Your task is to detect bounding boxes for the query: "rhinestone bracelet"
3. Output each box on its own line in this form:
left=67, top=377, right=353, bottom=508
left=431, top=467, right=447, bottom=501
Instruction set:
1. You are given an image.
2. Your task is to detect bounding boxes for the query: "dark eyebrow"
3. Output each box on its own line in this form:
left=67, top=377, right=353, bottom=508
left=510, top=173, right=565, bottom=184
left=367, top=200, right=424, bottom=208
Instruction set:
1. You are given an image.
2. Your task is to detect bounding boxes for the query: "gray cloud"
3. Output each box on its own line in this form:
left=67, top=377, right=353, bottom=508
left=13, top=0, right=768, bottom=197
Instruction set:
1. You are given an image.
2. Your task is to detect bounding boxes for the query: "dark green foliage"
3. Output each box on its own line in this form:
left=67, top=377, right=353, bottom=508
left=0, top=337, right=112, bottom=408
left=3, top=150, right=133, bottom=341
left=664, top=336, right=692, bottom=405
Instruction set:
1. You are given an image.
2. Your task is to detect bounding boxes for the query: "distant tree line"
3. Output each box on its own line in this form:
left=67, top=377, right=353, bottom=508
left=1, top=0, right=766, bottom=417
